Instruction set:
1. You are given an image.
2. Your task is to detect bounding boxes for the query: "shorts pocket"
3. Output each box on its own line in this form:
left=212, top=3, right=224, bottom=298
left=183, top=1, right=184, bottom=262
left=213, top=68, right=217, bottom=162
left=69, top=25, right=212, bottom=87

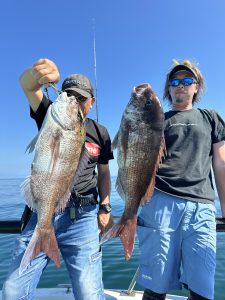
left=137, top=223, right=160, bottom=267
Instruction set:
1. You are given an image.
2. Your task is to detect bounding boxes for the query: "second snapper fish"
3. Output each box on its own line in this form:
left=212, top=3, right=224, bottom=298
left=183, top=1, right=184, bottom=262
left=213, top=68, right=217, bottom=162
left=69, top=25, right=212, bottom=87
left=101, top=83, right=165, bottom=260
left=19, top=92, right=86, bottom=274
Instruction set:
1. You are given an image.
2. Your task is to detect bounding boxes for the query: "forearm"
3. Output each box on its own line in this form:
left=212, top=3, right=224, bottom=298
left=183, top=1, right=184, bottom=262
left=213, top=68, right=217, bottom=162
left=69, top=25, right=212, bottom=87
left=97, top=164, right=113, bottom=234
left=214, top=167, right=225, bottom=217
left=213, top=141, right=225, bottom=217
left=19, top=68, right=43, bottom=112
left=97, top=165, right=111, bottom=204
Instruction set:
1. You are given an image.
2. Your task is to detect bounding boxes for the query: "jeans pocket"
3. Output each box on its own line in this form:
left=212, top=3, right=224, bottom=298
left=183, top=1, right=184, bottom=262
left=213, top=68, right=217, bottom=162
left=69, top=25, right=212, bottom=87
left=78, top=204, right=98, bottom=216
left=90, top=247, right=102, bottom=264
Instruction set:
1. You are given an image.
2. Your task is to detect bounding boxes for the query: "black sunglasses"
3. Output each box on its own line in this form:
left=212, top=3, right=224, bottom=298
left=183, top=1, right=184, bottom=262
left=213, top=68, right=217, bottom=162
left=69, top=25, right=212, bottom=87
left=169, top=77, right=197, bottom=87
left=67, top=92, right=88, bottom=102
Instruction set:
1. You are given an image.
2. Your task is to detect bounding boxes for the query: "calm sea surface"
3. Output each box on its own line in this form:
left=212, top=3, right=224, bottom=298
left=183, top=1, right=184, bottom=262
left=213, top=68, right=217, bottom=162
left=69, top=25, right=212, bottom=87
left=0, top=178, right=224, bottom=299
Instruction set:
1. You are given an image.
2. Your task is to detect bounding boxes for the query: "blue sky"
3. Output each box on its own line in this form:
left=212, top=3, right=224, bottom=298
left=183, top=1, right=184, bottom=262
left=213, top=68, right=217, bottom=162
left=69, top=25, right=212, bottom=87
left=1, top=0, right=225, bottom=178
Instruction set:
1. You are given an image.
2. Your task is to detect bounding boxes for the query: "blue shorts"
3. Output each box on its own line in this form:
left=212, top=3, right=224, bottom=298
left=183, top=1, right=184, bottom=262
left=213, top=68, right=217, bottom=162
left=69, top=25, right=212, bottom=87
left=137, top=190, right=216, bottom=300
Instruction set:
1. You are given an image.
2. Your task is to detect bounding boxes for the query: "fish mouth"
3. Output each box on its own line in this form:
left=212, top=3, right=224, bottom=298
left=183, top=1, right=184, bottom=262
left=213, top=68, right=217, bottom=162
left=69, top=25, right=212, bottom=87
left=135, top=83, right=159, bottom=103
left=134, top=83, right=154, bottom=101
left=135, top=83, right=151, bottom=94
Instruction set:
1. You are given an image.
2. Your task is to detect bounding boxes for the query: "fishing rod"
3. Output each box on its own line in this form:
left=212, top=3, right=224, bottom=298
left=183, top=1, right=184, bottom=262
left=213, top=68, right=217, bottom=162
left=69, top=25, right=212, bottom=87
left=1, top=216, right=225, bottom=234
left=93, top=18, right=99, bottom=123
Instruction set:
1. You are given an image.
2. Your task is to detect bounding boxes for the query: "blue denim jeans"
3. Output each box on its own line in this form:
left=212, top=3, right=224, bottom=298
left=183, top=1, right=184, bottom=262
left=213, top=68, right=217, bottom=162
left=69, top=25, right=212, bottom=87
left=2, top=204, right=105, bottom=300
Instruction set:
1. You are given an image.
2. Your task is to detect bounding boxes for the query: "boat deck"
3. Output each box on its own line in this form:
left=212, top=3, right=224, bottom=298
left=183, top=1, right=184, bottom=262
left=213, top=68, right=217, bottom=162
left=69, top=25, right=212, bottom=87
left=0, top=288, right=187, bottom=299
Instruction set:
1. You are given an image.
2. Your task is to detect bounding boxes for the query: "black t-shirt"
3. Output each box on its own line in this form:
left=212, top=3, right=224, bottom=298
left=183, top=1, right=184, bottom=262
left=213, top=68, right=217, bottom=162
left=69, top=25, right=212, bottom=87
left=30, top=95, right=114, bottom=195
left=155, top=108, right=225, bottom=203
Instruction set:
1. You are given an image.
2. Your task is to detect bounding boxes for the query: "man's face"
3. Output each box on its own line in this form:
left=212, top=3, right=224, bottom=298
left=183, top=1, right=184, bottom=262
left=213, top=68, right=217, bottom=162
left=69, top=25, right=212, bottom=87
left=79, top=96, right=95, bottom=116
left=168, top=71, right=198, bottom=107
left=67, top=91, right=95, bottom=116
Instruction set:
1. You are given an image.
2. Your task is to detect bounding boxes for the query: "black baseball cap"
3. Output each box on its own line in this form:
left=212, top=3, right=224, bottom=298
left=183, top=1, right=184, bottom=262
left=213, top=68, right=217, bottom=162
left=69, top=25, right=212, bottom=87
left=62, top=74, right=94, bottom=98
left=169, top=65, right=197, bottom=80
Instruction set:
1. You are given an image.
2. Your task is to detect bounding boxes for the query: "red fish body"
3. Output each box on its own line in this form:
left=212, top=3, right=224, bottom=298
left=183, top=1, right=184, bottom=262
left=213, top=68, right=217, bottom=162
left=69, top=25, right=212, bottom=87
left=102, top=83, right=165, bottom=260
left=20, top=92, right=85, bottom=273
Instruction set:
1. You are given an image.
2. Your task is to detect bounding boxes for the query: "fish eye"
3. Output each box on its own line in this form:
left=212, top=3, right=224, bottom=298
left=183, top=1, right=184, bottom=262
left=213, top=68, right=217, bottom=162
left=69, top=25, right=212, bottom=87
left=146, top=100, right=152, bottom=106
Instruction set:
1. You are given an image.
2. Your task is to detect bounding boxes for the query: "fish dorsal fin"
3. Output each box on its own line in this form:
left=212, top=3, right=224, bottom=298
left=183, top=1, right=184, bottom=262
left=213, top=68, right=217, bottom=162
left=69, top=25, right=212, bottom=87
left=112, top=131, right=119, bottom=150
left=120, top=124, right=132, bottom=165
left=141, top=137, right=166, bottom=204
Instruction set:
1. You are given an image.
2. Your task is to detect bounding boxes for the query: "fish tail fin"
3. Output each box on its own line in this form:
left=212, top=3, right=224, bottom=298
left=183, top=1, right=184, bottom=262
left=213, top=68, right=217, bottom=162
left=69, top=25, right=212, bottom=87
left=118, top=216, right=137, bottom=261
left=100, top=216, right=137, bottom=261
left=19, top=226, right=60, bottom=274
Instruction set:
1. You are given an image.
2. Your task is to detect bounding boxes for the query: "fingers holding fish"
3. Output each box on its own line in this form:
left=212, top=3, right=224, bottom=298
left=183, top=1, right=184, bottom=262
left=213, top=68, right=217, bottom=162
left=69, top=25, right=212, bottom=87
left=98, top=213, right=114, bottom=235
left=31, top=58, right=60, bottom=86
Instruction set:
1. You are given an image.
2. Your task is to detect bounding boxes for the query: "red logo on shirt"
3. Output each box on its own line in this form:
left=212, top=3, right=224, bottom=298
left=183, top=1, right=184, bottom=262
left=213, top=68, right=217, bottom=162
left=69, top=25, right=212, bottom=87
left=85, top=142, right=100, bottom=157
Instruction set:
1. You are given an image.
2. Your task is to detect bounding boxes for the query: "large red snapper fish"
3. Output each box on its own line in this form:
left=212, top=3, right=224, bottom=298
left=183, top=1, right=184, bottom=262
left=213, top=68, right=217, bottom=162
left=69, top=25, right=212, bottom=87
left=101, top=83, right=165, bottom=260
left=19, top=92, right=86, bottom=274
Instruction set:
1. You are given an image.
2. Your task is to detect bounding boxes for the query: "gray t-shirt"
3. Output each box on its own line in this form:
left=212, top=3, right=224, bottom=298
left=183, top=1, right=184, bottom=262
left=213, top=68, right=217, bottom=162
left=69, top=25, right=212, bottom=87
left=155, top=108, right=225, bottom=203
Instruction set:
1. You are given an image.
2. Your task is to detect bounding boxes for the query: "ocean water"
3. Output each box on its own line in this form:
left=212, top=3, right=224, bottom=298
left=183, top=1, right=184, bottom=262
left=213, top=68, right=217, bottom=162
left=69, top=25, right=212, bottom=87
left=0, top=178, right=224, bottom=299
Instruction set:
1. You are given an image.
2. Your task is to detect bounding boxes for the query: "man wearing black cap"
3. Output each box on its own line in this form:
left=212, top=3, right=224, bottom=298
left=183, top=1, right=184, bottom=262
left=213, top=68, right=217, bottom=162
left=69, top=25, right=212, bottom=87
left=137, top=60, right=225, bottom=300
left=2, top=58, right=114, bottom=300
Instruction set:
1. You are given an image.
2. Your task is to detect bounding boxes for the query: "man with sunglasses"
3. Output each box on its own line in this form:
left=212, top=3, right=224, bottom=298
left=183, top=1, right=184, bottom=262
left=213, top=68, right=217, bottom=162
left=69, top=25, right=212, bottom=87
left=2, top=58, right=114, bottom=300
left=137, top=60, right=225, bottom=300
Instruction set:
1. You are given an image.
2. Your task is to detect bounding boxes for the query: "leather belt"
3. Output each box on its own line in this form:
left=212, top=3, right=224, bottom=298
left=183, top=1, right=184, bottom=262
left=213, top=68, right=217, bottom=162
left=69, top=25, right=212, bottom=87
left=68, top=193, right=98, bottom=208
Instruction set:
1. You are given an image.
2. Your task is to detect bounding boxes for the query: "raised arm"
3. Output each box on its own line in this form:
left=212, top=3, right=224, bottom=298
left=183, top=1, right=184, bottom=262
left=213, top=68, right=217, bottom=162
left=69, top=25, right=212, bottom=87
left=19, top=58, right=60, bottom=112
left=212, top=140, right=225, bottom=217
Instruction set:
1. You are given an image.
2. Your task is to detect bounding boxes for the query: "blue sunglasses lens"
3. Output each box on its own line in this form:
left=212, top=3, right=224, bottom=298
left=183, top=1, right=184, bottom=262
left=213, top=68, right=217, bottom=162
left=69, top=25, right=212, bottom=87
left=170, top=77, right=196, bottom=87
left=183, top=78, right=194, bottom=86
left=170, top=79, right=180, bottom=86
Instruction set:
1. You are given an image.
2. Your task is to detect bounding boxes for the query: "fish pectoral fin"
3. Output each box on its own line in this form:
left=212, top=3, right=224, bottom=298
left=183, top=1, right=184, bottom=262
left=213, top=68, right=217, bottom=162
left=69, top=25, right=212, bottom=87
left=25, top=133, right=40, bottom=154
left=54, top=189, right=71, bottom=213
left=20, top=176, right=37, bottom=210
left=19, top=226, right=60, bottom=275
